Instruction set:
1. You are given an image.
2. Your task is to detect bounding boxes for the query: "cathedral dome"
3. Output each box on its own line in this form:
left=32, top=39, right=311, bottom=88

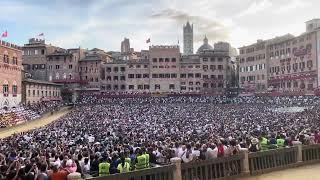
left=197, top=36, right=213, bottom=54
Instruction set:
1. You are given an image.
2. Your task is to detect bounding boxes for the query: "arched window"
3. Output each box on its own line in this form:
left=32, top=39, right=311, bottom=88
left=12, top=81, right=17, bottom=97
left=3, top=80, right=9, bottom=97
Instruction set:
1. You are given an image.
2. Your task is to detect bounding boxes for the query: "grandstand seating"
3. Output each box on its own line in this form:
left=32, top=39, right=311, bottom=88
left=0, top=101, right=62, bottom=128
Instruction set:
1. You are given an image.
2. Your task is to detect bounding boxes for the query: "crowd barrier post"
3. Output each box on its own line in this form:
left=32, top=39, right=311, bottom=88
left=170, top=157, right=182, bottom=180
left=240, top=148, right=250, bottom=175
left=296, top=144, right=303, bottom=163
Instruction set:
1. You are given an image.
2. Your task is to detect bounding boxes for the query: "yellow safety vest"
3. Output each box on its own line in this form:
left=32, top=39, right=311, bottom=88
left=135, top=155, right=146, bottom=170
left=117, top=162, right=130, bottom=173
left=99, top=162, right=110, bottom=176
left=277, top=139, right=285, bottom=148
left=144, top=153, right=150, bottom=168
left=260, top=137, right=268, bottom=150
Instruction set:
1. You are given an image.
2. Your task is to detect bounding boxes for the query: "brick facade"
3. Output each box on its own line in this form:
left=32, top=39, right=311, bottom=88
left=239, top=19, right=320, bottom=95
left=0, top=41, right=22, bottom=108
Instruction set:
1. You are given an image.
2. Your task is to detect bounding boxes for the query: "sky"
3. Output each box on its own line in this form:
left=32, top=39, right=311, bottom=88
left=0, top=0, right=319, bottom=52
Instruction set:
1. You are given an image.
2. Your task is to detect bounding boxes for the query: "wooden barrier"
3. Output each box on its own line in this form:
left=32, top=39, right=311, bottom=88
left=180, top=153, right=244, bottom=180
left=302, top=144, right=320, bottom=163
left=88, top=145, right=320, bottom=180
left=89, top=164, right=175, bottom=180
left=248, top=147, right=298, bottom=175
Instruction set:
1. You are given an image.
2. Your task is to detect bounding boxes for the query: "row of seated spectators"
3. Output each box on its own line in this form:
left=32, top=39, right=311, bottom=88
left=0, top=101, right=63, bottom=128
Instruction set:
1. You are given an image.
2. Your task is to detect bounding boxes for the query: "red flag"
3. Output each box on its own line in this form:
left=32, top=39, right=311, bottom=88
left=146, top=38, right=150, bottom=43
left=1, top=31, right=8, bottom=38
left=38, top=33, right=44, bottom=36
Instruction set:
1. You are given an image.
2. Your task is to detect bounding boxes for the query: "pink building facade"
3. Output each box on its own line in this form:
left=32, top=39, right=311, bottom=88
left=239, top=19, right=320, bottom=95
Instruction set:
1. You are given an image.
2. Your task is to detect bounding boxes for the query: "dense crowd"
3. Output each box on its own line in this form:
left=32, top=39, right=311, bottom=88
left=0, top=95, right=320, bottom=179
left=0, top=101, right=63, bottom=128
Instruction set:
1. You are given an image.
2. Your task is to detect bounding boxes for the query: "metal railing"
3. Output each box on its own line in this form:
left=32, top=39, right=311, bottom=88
left=89, top=164, right=175, bottom=180
left=248, top=147, right=298, bottom=175
left=302, top=144, right=320, bottom=163
left=181, top=154, right=244, bottom=180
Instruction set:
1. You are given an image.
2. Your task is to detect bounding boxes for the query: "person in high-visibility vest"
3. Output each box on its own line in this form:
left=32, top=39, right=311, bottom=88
left=141, top=147, right=150, bottom=168
left=277, top=134, right=286, bottom=148
left=259, top=136, right=269, bottom=151
left=117, top=157, right=130, bottom=173
left=135, top=149, right=147, bottom=170
left=98, top=158, right=111, bottom=176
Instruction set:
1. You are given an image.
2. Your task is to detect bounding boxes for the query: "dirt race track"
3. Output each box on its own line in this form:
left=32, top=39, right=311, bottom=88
left=237, top=163, right=320, bottom=180
left=0, top=107, right=70, bottom=139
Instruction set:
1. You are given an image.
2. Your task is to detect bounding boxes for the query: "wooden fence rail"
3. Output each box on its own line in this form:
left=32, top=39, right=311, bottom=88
left=89, top=144, right=320, bottom=180
left=302, top=144, right=320, bottom=163
left=89, top=165, right=175, bottom=180
left=248, top=147, right=298, bottom=175
left=181, top=154, right=244, bottom=180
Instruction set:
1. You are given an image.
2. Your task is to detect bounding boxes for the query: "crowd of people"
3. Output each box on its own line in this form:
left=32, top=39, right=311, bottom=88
left=0, top=101, right=63, bottom=128
left=0, top=95, right=320, bottom=179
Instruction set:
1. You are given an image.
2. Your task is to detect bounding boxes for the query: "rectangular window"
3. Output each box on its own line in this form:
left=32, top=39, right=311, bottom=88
left=120, top=76, right=125, bottom=81
left=138, top=85, right=143, bottom=90
left=210, top=65, right=216, bottom=70
left=129, top=85, right=134, bottom=90
left=155, top=84, right=161, bottom=90
left=152, top=74, right=158, bottom=78
left=56, top=65, right=60, bottom=69
left=114, top=76, right=118, bottom=81
left=171, top=74, right=177, bottom=78
left=128, top=74, right=134, bottom=78
left=169, top=84, right=175, bottom=90
left=152, top=58, right=157, bottom=62
left=180, top=74, right=186, bottom=78
left=69, top=65, right=73, bottom=69
left=171, top=58, right=176, bottom=62
left=143, top=74, right=149, bottom=78
left=3, top=55, right=9, bottom=63
left=3, top=84, right=9, bottom=97
left=136, top=74, right=142, bottom=78
left=144, top=85, right=150, bottom=89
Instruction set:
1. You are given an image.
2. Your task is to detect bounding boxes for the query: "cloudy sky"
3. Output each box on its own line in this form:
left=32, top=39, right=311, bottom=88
left=0, top=0, right=318, bottom=52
